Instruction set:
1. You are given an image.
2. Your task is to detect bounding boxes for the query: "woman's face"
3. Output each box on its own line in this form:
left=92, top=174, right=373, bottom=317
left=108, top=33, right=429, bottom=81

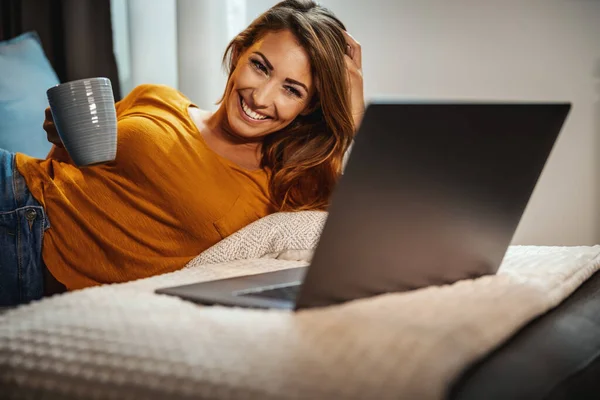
left=224, top=29, right=316, bottom=140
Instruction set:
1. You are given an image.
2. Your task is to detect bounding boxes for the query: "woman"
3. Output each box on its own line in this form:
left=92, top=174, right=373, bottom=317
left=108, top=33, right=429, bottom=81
left=0, top=0, right=364, bottom=306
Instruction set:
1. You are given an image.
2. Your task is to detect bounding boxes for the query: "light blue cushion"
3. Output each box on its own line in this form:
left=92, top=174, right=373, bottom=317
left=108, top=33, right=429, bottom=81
left=0, top=31, right=60, bottom=158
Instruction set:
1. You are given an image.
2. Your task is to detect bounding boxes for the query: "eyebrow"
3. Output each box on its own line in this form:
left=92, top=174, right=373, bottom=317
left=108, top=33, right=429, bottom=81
left=253, top=51, right=309, bottom=93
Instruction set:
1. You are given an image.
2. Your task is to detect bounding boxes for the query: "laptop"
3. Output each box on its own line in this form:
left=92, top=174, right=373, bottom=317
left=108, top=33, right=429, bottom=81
left=156, top=101, right=571, bottom=310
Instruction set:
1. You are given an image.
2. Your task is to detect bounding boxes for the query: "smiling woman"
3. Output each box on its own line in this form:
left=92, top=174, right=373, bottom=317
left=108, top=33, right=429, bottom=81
left=207, top=0, right=364, bottom=211
left=0, top=0, right=364, bottom=306
left=216, top=9, right=361, bottom=210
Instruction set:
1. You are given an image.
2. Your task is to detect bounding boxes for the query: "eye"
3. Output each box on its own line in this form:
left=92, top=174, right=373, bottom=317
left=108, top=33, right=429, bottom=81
left=284, top=86, right=302, bottom=98
left=250, top=59, right=268, bottom=74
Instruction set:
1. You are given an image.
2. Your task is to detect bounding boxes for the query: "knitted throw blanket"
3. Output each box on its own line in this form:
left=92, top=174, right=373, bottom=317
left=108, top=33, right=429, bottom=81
left=1, top=211, right=599, bottom=399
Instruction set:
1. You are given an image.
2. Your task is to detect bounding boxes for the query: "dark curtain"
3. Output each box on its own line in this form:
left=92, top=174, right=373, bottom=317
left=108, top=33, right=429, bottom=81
left=1, top=0, right=122, bottom=100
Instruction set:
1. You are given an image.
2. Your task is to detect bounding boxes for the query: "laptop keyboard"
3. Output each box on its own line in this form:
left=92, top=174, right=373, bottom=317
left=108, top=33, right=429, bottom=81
left=237, top=283, right=301, bottom=302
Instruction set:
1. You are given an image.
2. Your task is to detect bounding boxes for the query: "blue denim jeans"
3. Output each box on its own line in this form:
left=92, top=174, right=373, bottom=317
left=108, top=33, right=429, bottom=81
left=0, top=148, right=49, bottom=306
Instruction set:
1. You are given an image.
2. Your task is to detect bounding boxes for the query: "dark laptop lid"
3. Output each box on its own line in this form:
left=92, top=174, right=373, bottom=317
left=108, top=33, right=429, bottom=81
left=296, top=102, right=570, bottom=309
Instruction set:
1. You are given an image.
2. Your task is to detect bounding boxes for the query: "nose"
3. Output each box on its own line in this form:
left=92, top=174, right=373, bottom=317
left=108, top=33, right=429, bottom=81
left=252, top=81, right=276, bottom=109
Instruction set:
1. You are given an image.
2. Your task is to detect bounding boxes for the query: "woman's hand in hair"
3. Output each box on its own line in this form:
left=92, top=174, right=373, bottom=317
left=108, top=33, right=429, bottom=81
left=343, top=30, right=365, bottom=132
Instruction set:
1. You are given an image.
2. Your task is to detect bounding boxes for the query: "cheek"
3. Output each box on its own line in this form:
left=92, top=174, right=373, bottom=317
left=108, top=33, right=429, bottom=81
left=233, top=64, right=261, bottom=88
left=275, top=99, right=307, bottom=122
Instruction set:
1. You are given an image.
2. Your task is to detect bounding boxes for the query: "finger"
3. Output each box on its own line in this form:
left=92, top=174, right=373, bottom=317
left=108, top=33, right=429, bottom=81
left=43, top=119, right=52, bottom=132
left=42, top=112, right=64, bottom=147
left=47, top=132, right=64, bottom=148
left=43, top=110, right=55, bottom=131
left=45, top=107, right=53, bottom=122
left=342, top=30, right=356, bottom=56
left=344, top=54, right=362, bottom=78
left=345, top=43, right=354, bottom=59
left=43, top=121, right=57, bottom=136
left=43, top=123, right=61, bottom=145
left=342, top=30, right=362, bottom=69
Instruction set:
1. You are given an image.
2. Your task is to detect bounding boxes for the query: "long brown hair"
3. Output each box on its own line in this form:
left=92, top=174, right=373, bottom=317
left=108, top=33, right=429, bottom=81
left=221, top=0, right=354, bottom=211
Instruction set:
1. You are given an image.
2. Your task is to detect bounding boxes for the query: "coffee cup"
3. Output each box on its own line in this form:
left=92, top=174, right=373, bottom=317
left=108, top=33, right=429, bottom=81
left=46, top=77, right=117, bottom=166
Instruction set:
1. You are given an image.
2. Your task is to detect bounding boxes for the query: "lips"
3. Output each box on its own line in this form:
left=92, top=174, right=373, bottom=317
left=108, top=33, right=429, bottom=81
left=239, top=94, right=271, bottom=121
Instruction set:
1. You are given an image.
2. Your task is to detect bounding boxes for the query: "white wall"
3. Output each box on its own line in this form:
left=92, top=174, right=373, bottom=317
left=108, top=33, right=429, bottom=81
left=176, top=0, right=246, bottom=110
left=109, top=0, right=131, bottom=98
left=112, top=0, right=245, bottom=109
left=111, top=0, right=178, bottom=96
left=247, top=0, right=600, bottom=246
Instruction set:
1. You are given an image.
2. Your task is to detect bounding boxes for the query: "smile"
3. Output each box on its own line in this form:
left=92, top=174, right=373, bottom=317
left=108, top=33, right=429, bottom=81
left=239, top=95, right=270, bottom=121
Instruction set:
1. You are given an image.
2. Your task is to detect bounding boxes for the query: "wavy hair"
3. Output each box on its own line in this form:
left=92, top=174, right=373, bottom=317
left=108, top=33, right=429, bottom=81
left=221, top=0, right=354, bottom=211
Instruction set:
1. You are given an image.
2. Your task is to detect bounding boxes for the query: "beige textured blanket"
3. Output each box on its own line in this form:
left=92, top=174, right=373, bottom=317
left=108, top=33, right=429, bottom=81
left=0, top=211, right=599, bottom=399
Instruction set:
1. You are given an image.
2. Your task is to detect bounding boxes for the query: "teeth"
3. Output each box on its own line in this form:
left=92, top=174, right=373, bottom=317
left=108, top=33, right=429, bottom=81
left=241, top=97, right=268, bottom=120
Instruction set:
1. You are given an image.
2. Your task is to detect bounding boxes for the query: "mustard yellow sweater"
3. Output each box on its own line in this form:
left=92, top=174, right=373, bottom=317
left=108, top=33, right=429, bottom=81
left=17, top=84, right=273, bottom=290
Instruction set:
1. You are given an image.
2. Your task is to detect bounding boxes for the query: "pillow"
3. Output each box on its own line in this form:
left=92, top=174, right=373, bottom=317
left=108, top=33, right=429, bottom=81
left=0, top=31, right=59, bottom=158
left=187, top=211, right=328, bottom=266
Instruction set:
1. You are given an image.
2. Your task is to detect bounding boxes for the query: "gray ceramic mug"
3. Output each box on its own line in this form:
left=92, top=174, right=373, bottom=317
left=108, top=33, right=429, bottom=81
left=46, top=77, right=118, bottom=166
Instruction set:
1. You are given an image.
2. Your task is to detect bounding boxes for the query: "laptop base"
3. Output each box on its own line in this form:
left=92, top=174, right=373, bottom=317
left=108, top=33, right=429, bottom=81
left=155, top=267, right=307, bottom=310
